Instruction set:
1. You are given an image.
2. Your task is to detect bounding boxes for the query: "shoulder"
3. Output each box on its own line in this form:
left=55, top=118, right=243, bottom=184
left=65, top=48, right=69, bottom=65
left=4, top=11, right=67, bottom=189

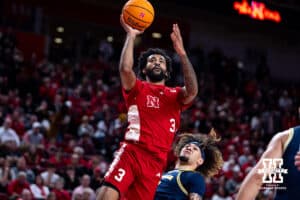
left=165, top=86, right=182, bottom=93
left=182, top=171, right=205, bottom=183
left=271, top=128, right=291, bottom=146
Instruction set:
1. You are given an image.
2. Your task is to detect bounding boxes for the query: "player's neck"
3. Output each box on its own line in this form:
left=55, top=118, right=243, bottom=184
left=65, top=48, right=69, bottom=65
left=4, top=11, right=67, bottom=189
left=146, top=78, right=165, bottom=85
left=151, top=82, right=164, bottom=85
left=175, top=163, right=196, bottom=171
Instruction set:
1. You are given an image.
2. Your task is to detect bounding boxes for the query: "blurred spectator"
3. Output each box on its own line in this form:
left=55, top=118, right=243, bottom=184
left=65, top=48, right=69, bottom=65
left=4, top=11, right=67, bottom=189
left=7, top=171, right=31, bottom=196
left=0, top=157, right=11, bottom=193
left=20, top=188, right=33, bottom=200
left=51, top=178, right=71, bottom=200
left=10, top=157, right=35, bottom=184
left=90, top=167, right=103, bottom=191
left=0, top=117, right=20, bottom=147
left=40, top=163, right=60, bottom=188
left=61, top=166, right=80, bottom=191
left=278, top=90, right=293, bottom=111
left=30, top=174, right=50, bottom=200
left=211, top=186, right=232, bottom=200
left=23, top=122, right=45, bottom=146
left=46, top=192, right=56, bottom=200
left=72, top=174, right=95, bottom=200
left=77, top=116, right=94, bottom=138
left=77, top=133, right=95, bottom=155
left=47, top=147, right=66, bottom=171
left=23, top=145, right=46, bottom=169
left=99, top=40, right=113, bottom=61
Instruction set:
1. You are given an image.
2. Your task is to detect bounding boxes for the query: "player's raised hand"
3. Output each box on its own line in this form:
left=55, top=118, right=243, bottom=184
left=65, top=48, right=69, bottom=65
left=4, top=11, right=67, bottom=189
left=120, top=14, right=144, bottom=36
left=170, top=24, right=186, bottom=56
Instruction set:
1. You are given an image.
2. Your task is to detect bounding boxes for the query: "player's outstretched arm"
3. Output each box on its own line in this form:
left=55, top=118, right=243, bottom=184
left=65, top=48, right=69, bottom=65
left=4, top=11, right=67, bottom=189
left=236, top=130, right=288, bottom=200
left=119, top=15, right=143, bottom=91
left=170, top=24, right=198, bottom=104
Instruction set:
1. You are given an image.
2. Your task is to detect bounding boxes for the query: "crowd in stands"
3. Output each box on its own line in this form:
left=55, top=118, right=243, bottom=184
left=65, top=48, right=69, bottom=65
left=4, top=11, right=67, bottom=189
left=0, top=26, right=299, bottom=200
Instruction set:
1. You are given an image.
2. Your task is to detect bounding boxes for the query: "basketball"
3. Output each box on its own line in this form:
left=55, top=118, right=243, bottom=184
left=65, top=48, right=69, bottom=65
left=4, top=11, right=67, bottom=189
left=122, top=0, right=155, bottom=31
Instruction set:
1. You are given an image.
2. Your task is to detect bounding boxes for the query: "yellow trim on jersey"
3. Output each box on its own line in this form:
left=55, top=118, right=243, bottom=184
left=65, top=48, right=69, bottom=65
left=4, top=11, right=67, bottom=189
left=283, top=128, right=294, bottom=153
left=176, top=171, right=188, bottom=196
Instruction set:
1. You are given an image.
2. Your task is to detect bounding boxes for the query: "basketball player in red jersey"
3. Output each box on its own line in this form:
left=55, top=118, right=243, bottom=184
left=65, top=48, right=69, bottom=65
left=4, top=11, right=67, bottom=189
left=97, top=15, right=198, bottom=200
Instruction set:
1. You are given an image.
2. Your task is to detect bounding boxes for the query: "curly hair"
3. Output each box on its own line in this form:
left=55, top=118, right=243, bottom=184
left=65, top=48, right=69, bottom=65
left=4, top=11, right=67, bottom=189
left=174, top=129, right=224, bottom=177
left=137, top=48, right=172, bottom=80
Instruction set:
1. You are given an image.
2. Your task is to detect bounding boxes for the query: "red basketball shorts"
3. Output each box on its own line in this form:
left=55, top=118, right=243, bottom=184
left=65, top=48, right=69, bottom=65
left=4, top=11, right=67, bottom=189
left=103, top=142, right=166, bottom=200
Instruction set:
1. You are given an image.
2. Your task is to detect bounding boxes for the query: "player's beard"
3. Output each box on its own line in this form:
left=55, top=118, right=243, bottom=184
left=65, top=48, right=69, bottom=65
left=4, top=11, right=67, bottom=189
left=179, top=156, right=189, bottom=162
left=144, top=66, right=166, bottom=82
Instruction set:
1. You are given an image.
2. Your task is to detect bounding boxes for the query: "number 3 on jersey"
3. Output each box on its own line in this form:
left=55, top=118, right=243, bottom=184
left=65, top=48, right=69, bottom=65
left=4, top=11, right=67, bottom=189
left=169, top=118, right=176, bottom=133
left=114, top=168, right=126, bottom=182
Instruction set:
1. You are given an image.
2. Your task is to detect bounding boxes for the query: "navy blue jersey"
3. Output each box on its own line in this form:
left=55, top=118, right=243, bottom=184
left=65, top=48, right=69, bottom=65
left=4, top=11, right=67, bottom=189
left=154, top=169, right=205, bottom=200
left=275, top=126, right=300, bottom=200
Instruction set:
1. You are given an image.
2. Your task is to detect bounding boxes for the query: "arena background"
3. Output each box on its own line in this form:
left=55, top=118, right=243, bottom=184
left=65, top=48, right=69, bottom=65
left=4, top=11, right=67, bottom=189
left=0, top=0, right=299, bottom=199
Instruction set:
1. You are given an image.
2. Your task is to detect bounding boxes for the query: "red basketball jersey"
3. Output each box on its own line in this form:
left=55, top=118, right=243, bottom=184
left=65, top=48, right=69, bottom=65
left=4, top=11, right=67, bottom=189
left=122, top=79, right=190, bottom=160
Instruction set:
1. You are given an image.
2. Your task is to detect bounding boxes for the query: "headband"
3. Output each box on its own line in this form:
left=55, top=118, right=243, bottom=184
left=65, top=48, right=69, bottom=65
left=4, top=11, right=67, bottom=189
left=188, top=141, right=206, bottom=161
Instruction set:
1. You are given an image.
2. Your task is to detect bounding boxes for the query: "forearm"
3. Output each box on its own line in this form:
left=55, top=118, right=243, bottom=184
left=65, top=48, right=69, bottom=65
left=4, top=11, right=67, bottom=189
left=237, top=131, right=286, bottom=200
left=295, top=152, right=300, bottom=170
left=119, top=34, right=136, bottom=72
left=180, top=54, right=198, bottom=96
left=236, top=168, right=262, bottom=200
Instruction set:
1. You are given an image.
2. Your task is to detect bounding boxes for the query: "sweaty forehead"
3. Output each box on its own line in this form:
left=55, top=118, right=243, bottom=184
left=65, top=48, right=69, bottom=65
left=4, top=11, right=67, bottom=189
left=147, top=54, right=166, bottom=61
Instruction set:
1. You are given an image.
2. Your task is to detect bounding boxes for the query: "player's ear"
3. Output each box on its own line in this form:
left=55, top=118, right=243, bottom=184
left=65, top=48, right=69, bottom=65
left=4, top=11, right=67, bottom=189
left=196, top=157, right=204, bottom=166
left=164, top=72, right=170, bottom=80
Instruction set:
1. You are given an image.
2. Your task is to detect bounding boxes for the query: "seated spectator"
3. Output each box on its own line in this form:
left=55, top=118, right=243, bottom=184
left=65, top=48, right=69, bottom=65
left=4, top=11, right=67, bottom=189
left=20, top=188, right=33, bottom=200
left=211, top=186, right=232, bottom=200
left=51, top=178, right=71, bottom=200
left=30, top=174, right=50, bottom=200
left=46, top=192, right=56, bottom=200
left=72, top=174, right=95, bottom=200
left=77, top=116, right=94, bottom=137
left=0, top=157, right=11, bottom=193
left=61, top=166, right=80, bottom=192
left=40, top=163, right=60, bottom=189
left=0, top=117, right=20, bottom=147
left=48, top=148, right=67, bottom=172
left=10, top=156, right=35, bottom=184
left=7, top=171, right=31, bottom=196
left=77, top=132, right=95, bottom=155
left=23, top=122, right=45, bottom=146
left=90, top=167, right=103, bottom=191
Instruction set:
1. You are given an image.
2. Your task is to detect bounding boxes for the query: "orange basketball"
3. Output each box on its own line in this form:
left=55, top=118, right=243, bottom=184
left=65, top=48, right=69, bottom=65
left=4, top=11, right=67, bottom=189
left=122, top=0, right=155, bottom=31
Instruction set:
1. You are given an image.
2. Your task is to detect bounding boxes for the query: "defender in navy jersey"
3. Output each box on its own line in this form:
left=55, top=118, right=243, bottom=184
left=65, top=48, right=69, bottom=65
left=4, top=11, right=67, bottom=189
left=237, top=126, right=300, bottom=200
left=155, top=129, right=224, bottom=200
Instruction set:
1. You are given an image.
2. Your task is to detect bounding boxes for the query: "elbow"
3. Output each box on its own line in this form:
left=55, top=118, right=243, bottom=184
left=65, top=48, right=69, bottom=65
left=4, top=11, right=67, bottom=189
left=119, top=64, right=133, bottom=74
left=252, top=171, right=264, bottom=185
left=188, top=88, right=198, bottom=99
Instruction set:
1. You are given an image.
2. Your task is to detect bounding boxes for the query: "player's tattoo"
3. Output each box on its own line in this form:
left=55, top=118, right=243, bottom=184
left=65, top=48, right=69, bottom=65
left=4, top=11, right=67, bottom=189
left=189, top=193, right=201, bottom=200
left=181, top=55, right=198, bottom=97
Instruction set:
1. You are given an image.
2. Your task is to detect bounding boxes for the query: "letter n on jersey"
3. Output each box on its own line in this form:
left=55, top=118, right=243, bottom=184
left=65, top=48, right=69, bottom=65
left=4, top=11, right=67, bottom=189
left=146, top=95, right=160, bottom=108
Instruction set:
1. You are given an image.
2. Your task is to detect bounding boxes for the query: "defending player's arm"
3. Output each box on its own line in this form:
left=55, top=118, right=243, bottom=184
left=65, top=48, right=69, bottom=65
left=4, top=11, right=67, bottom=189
left=236, top=130, right=289, bottom=200
left=189, top=193, right=202, bottom=200
left=295, top=152, right=300, bottom=170
left=170, top=24, right=198, bottom=104
left=119, top=15, right=143, bottom=91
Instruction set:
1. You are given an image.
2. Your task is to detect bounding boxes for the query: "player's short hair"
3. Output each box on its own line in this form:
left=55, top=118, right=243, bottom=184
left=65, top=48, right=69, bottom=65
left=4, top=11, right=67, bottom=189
left=137, top=48, right=172, bottom=80
left=174, top=129, right=224, bottom=177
